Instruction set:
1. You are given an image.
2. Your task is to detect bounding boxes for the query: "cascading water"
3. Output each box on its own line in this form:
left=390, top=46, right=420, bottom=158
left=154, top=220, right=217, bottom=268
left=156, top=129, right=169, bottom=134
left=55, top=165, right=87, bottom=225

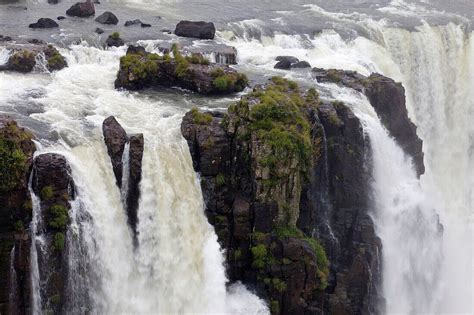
left=1, top=0, right=473, bottom=313
left=17, top=43, right=268, bottom=314
left=29, top=176, right=43, bottom=315
left=327, top=86, right=444, bottom=314
left=219, top=7, right=474, bottom=311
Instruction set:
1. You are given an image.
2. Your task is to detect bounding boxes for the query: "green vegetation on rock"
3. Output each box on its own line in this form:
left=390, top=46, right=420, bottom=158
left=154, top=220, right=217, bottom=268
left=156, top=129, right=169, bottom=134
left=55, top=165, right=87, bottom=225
left=190, top=107, right=213, bottom=125
left=0, top=137, right=28, bottom=193
left=52, top=232, right=65, bottom=252
left=48, top=204, right=69, bottom=230
left=210, top=67, right=248, bottom=92
left=41, top=185, right=54, bottom=200
left=111, top=32, right=120, bottom=40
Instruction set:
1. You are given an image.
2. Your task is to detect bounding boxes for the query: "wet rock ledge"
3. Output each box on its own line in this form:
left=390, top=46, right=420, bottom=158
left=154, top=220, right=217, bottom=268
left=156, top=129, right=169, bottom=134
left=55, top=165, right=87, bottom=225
left=182, top=77, right=382, bottom=314
left=0, top=41, right=67, bottom=73
left=115, top=44, right=248, bottom=94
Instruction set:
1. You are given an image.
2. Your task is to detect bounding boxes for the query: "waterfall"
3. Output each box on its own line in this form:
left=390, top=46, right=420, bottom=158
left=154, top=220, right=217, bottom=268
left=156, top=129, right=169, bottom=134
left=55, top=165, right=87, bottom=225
left=328, top=87, right=444, bottom=314
left=20, top=43, right=267, bottom=314
left=8, top=247, right=18, bottom=313
left=222, top=14, right=474, bottom=312
left=29, top=176, right=43, bottom=315
left=120, top=141, right=131, bottom=207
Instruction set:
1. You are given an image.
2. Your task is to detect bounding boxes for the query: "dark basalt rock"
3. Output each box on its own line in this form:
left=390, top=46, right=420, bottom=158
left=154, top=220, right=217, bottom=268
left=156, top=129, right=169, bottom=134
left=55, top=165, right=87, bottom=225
left=275, top=56, right=299, bottom=64
left=0, top=116, right=35, bottom=315
left=115, top=47, right=248, bottom=94
left=95, top=11, right=118, bottom=25
left=32, top=153, right=75, bottom=313
left=182, top=78, right=383, bottom=314
left=0, top=35, right=12, bottom=42
left=48, top=0, right=59, bottom=4
left=274, top=59, right=292, bottom=70
left=95, top=27, right=104, bottom=34
left=106, top=34, right=124, bottom=47
left=126, top=134, right=144, bottom=241
left=292, top=61, right=311, bottom=68
left=57, top=16, right=66, bottom=20
left=364, top=74, right=424, bottom=177
left=102, top=117, right=144, bottom=242
left=182, top=80, right=332, bottom=314
left=124, top=19, right=141, bottom=26
left=141, top=23, right=151, bottom=28
left=174, top=20, right=216, bottom=39
left=66, top=1, right=95, bottom=17
left=313, top=68, right=425, bottom=177
left=6, top=50, right=36, bottom=73
left=102, top=116, right=127, bottom=188
left=29, top=18, right=59, bottom=29
left=274, top=56, right=311, bottom=70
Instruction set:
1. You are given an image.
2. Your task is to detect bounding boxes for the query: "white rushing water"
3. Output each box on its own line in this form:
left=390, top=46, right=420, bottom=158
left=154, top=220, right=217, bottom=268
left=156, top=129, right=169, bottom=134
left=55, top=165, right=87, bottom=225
left=328, top=87, right=444, bottom=314
left=2, top=43, right=268, bottom=314
left=220, top=7, right=474, bottom=314
left=1, top=0, right=473, bottom=312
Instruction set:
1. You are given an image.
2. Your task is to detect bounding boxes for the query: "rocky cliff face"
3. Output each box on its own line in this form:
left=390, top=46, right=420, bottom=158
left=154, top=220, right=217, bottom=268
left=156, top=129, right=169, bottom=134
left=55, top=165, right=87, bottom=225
left=102, top=116, right=144, bottom=244
left=313, top=68, right=424, bottom=177
left=31, top=153, right=75, bottom=313
left=0, top=116, right=36, bottom=315
left=181, top=77, right=383, bottom=314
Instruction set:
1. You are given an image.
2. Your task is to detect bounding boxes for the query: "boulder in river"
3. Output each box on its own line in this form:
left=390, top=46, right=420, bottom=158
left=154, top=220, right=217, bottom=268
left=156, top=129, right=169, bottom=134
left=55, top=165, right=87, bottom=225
left=95, top=27, right=104, bottom=34
left=115, top=44, right=248, bottom=94
left=124, top=19, right=141, bottom=26
left=174, top=20, right=216, bottom=39
left=106, top=32, right=124, bottom=47
left=57, top=16, right=66, bottom=20
left=66, top=1, right=95, bottom=17
left=95, top=11, right=118, bottom=25
left=28, top=18, right=59, bottom=29
left=292, top=60, right=311, bottom=68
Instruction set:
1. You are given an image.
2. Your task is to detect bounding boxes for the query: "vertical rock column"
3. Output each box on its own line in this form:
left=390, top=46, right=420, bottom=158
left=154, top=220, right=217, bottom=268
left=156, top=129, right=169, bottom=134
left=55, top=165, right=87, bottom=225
left=0, top=116, right=35, bottom=315
left=102, top=116, right=144, bottom=243
left=32, top=153, right=75, bottom=313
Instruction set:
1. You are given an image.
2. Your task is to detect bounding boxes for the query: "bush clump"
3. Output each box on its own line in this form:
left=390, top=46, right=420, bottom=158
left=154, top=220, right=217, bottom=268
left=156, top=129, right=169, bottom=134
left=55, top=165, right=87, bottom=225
left=190, top=107, right=213, bottom=125
left=251, top=244, right=267, bottom=269
left=0, top=138, right=28, bottom=193
left=48, top=204, right=69, bottom=230
left=210, top=67, right=248, bottom=92
left=41, top=185, right=54, bottom=200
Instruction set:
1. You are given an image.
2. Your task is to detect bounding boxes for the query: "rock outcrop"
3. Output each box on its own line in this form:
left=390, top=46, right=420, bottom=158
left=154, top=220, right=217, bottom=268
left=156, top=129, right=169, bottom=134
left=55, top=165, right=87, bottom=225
left=28, top=18, right=59, bottom=29
left=0, top=116, right=35, bottom=315
left=181, top=77, right=384, bottom=314
left=66, top=1, right=95, bottom=17
left=102, top=116, right=143, bottom=243
left=313, top=68, right=425, bottom=177
left=115, top=45, right=247, bottom=94
left=0, top=43, right=67, bottom=73
left=106, top=32, right=124, bottom=47
left=95, top=11, right=118, bottom=25
left=31, top=153, right=75, bottom=314
left=274, top=56, right=311, bottom=70
left=174, top=20, right=215, bottom=39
